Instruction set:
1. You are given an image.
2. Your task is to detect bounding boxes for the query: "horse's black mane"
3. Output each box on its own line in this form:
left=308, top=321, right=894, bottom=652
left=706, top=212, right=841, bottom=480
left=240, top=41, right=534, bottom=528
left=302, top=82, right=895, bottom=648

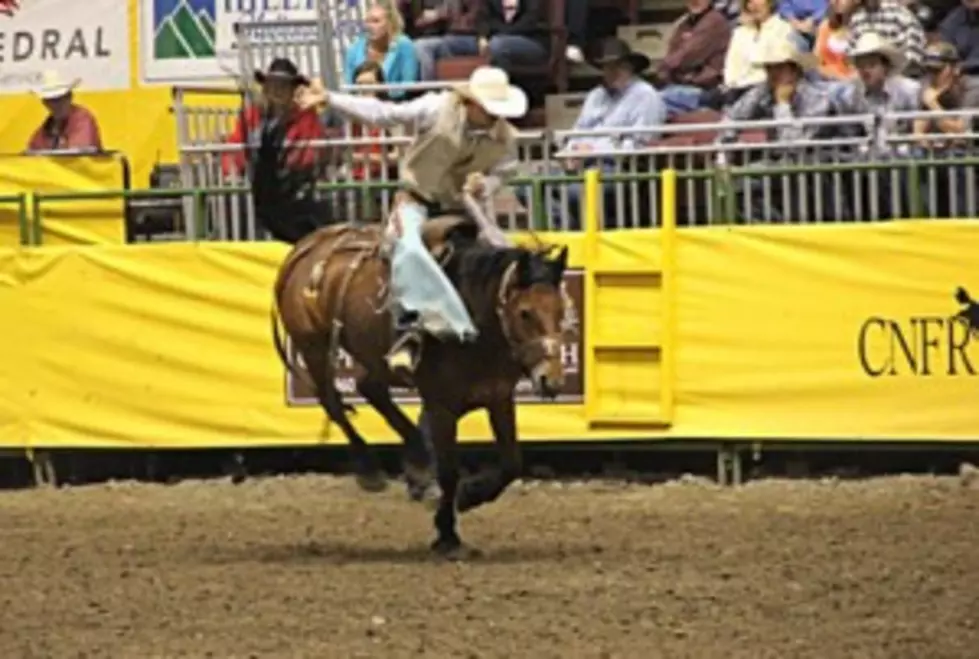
left=446, top=231, right=558, bottom=289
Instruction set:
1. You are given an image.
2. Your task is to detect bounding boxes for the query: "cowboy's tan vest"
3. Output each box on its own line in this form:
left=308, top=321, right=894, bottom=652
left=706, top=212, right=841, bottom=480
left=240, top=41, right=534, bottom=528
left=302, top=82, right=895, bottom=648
left=401, top=91, right=517, bottom=210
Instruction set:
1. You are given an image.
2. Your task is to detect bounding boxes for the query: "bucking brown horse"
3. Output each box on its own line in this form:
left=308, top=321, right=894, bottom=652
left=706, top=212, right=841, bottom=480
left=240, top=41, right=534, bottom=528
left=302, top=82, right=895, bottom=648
left=255, top=127, right=571, bottom=555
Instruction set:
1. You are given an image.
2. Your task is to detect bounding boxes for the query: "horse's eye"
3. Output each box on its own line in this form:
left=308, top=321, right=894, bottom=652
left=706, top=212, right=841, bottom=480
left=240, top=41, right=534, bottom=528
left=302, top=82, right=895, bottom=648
left=519, top=308, right=534, bottom=323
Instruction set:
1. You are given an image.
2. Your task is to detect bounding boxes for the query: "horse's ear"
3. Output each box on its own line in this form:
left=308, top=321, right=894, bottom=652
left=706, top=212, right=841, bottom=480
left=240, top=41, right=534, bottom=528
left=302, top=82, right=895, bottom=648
left=549, top=245, right=568, bottom=285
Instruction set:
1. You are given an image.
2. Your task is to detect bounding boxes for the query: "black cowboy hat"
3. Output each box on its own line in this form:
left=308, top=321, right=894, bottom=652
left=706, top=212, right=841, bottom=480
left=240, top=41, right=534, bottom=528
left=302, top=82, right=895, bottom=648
left=254, top=57, right=310, bottom=86
left=588, top=37, right=651, bottom=73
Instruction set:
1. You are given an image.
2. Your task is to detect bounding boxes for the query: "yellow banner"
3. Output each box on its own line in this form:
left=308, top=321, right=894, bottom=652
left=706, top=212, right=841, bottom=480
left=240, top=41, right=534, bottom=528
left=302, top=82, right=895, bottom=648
left=0, top=154, right=128, bottom=246
left=676, top=220, right=979, bottom=440
left=0, top=221, right=976, bottom=449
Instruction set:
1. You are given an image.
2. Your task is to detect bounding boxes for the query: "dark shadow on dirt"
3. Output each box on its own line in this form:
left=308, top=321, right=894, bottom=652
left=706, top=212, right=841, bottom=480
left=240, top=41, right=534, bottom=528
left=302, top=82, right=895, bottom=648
left=196, top=539, right=602, bottom=567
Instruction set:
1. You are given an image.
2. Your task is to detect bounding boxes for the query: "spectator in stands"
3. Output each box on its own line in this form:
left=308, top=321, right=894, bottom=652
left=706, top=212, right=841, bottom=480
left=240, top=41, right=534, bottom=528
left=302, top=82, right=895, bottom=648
left=542, top=38, right=666, bottom=229
left=847, top=0, right=926, bottom=72
left=655, top=0, right=732, bottom=117
left=413, top=0, right=482, bottom=80
left=913, top=40, right=979, bottom=217
left=834, top=32, right=921, bottom=152
left=222, top=58, right=325, bottom=178
left=938, top=0, right=979, bottom=78
left=438, top=0, right=550, bottom=71
left=344, top=1, right=419, bottom=99
left=722, top=0, right=795, bottom=105
left=349, top=61, right=401, bottom=182
left=348, top=61, right=401, bottom=219
left=401, top=0, right=446, bottom=40
left=720, top=38, right=834, bottom=142
left=914, top=41, right=979, bottom=138
left=833, top=33, right=921, bottom=220
left=778, top=0, right=829, bottom=49
left=814, top=0, right=857, bottom=80
left=719, top=39, right=838, bottom=222
left=26, top=71, right=102, bottom=153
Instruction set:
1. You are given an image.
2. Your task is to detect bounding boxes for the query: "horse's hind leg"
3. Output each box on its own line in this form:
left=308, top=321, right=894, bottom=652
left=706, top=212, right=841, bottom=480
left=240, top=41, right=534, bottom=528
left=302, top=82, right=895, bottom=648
left=356, top=378, right=440, bottom=505
left=300, top=344, right=387, bottom=493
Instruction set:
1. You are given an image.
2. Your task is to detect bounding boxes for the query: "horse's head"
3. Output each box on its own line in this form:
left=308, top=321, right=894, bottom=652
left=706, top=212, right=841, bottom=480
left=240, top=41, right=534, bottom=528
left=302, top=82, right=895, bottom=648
left=496, top=245, right=571, bottom=399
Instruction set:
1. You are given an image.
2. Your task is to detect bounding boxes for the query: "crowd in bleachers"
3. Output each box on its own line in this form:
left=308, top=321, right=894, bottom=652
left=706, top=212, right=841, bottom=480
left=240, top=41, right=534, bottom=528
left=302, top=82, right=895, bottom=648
left=23, top=0, right=974, bottom=237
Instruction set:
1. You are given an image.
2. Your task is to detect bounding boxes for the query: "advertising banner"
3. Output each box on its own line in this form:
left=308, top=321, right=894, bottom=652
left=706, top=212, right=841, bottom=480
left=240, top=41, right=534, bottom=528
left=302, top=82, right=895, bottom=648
left=139, top=0, right=318, bottom=84
left=0, top=222, right=977, bottom=450
left=0, top=0, right=130, bottom=93
left=676, top=220, right=979, bottom=440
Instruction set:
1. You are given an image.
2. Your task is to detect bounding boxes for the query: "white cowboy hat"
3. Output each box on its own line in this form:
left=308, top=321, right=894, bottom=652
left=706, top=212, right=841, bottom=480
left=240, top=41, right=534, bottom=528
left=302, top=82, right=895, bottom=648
left=753, top=37, right=818, bottom=71
left=33, top=70, right=80, bottom=101
left=456, top=66, right=528, bottom=119
left=847, top=32, right=905, bottom=71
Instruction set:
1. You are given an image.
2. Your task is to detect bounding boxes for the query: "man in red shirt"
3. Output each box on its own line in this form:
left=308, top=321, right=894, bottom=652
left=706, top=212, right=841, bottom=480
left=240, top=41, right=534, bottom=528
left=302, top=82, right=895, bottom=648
left=26, top=71, right=103, bottom=153
left=222, top=58, right=326, bottom=177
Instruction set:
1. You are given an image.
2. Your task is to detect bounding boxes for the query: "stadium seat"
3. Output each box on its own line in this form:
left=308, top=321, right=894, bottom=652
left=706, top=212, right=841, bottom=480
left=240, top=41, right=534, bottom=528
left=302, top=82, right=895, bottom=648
left=435, top=56, right=490, bottom=82
left=617, top=23, right=672, bottom=63
left=545, top=93, right=588, bottom=130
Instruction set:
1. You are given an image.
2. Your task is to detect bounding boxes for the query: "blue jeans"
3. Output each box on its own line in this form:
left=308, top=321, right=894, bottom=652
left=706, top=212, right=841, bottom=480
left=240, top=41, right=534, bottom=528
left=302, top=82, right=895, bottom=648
left=393, top=201, right=478, bottom=340
left=439, top=34, right=548, bottom=69
left=660, top=84, right=705, bottom=118
left=515, top=160, right=619, bottom=231
left=414, top=36, right=443, bottom=81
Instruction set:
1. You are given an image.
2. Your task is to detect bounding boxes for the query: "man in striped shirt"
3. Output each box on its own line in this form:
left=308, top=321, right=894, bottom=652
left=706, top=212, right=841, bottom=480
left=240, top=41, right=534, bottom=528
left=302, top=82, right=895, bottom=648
left=847, top=0, right=926, bottom=71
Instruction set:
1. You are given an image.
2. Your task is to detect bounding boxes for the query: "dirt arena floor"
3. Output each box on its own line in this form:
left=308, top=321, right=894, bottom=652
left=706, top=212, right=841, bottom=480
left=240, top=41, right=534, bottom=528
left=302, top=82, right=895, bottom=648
left=1, top=473, right=977, bottom=659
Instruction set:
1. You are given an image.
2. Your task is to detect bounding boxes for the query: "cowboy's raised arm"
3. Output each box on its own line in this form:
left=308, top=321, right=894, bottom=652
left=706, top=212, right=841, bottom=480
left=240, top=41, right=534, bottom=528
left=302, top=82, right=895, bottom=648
left=327, top=90, right=443, bottom=131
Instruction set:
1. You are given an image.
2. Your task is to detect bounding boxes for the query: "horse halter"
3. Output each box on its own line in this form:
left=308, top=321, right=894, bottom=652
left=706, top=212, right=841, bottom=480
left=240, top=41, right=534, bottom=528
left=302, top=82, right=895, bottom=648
left=494, top=261, right=569, bottom=371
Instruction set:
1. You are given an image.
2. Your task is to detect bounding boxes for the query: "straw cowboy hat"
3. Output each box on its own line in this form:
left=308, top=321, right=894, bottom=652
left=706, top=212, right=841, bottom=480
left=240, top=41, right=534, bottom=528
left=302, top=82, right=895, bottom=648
left=455, top=66, right=528, bottom=119
left=753, top=37, right=818, bottom=70
left=33, top=70, right=80, bottom=101
left=847, top=32, right=905, bottom=71
left=254, top=57, right=310, bottom=87
left=588, top=37, right=651, bottom=73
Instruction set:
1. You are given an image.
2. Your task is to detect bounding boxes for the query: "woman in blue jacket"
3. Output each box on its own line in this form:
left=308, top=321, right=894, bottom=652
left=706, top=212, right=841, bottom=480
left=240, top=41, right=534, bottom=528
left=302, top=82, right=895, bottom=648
left=344, top=2, right=419, bottom=99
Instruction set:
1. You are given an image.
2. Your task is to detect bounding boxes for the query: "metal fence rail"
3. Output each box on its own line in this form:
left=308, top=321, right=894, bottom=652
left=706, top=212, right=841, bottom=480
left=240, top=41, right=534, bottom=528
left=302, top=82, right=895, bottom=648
left=166, top=96, right=979, bottom=239
left=12, top=159, right=975, bottom=245
left=0, top=194, right=28, bottom=244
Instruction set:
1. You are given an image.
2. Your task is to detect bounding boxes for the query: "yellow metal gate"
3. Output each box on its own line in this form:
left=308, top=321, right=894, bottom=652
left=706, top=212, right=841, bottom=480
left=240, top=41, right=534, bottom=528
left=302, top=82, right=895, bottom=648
left=580, top=169, right=677, bottom=430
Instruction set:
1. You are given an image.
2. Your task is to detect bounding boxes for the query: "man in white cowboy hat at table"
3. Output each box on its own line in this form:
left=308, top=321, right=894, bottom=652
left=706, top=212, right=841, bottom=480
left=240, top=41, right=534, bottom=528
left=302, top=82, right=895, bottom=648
left=296, top=66, right=527, bottom=377
left=718, top=37, right=834, bottom=145
left=26, top=71, right=102, bottom=154
left=833, top=32, right=921, bottom=152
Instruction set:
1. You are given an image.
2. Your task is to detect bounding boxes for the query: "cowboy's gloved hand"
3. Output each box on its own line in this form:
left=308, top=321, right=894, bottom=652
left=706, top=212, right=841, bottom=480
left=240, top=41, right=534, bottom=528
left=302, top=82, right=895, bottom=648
left=464, top=172, right=487, bottom=198
left=295, top=79, right=327, bottom=111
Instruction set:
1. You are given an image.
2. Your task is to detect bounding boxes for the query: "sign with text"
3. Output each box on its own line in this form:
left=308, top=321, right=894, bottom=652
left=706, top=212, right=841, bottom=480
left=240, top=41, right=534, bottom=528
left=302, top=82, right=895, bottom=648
left=0, top=0, right=130, bottom=93
left=285, top=269, right=586, bottom=406
left=141, top=0, right=318, bottom=84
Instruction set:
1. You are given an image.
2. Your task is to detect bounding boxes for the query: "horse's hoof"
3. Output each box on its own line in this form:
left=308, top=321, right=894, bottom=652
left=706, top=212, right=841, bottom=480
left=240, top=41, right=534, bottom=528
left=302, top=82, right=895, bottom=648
left=406, top=480, right=442, bottom=510
left=430, top=537, right=481, bottom=561
left=356, top=471, right=389, bottom=493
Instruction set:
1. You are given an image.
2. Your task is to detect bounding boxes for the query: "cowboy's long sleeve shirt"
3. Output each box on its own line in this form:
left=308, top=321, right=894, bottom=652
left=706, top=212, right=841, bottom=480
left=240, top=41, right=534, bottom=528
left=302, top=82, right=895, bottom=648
left=328, top=90, right=519, bottom=198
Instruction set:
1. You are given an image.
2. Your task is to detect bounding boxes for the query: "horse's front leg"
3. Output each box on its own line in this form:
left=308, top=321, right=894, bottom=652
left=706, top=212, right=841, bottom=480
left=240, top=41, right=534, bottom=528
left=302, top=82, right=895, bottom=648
left=456, top=396, right=521, bottom=514
left=426, top=404, right=464, bottom=555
